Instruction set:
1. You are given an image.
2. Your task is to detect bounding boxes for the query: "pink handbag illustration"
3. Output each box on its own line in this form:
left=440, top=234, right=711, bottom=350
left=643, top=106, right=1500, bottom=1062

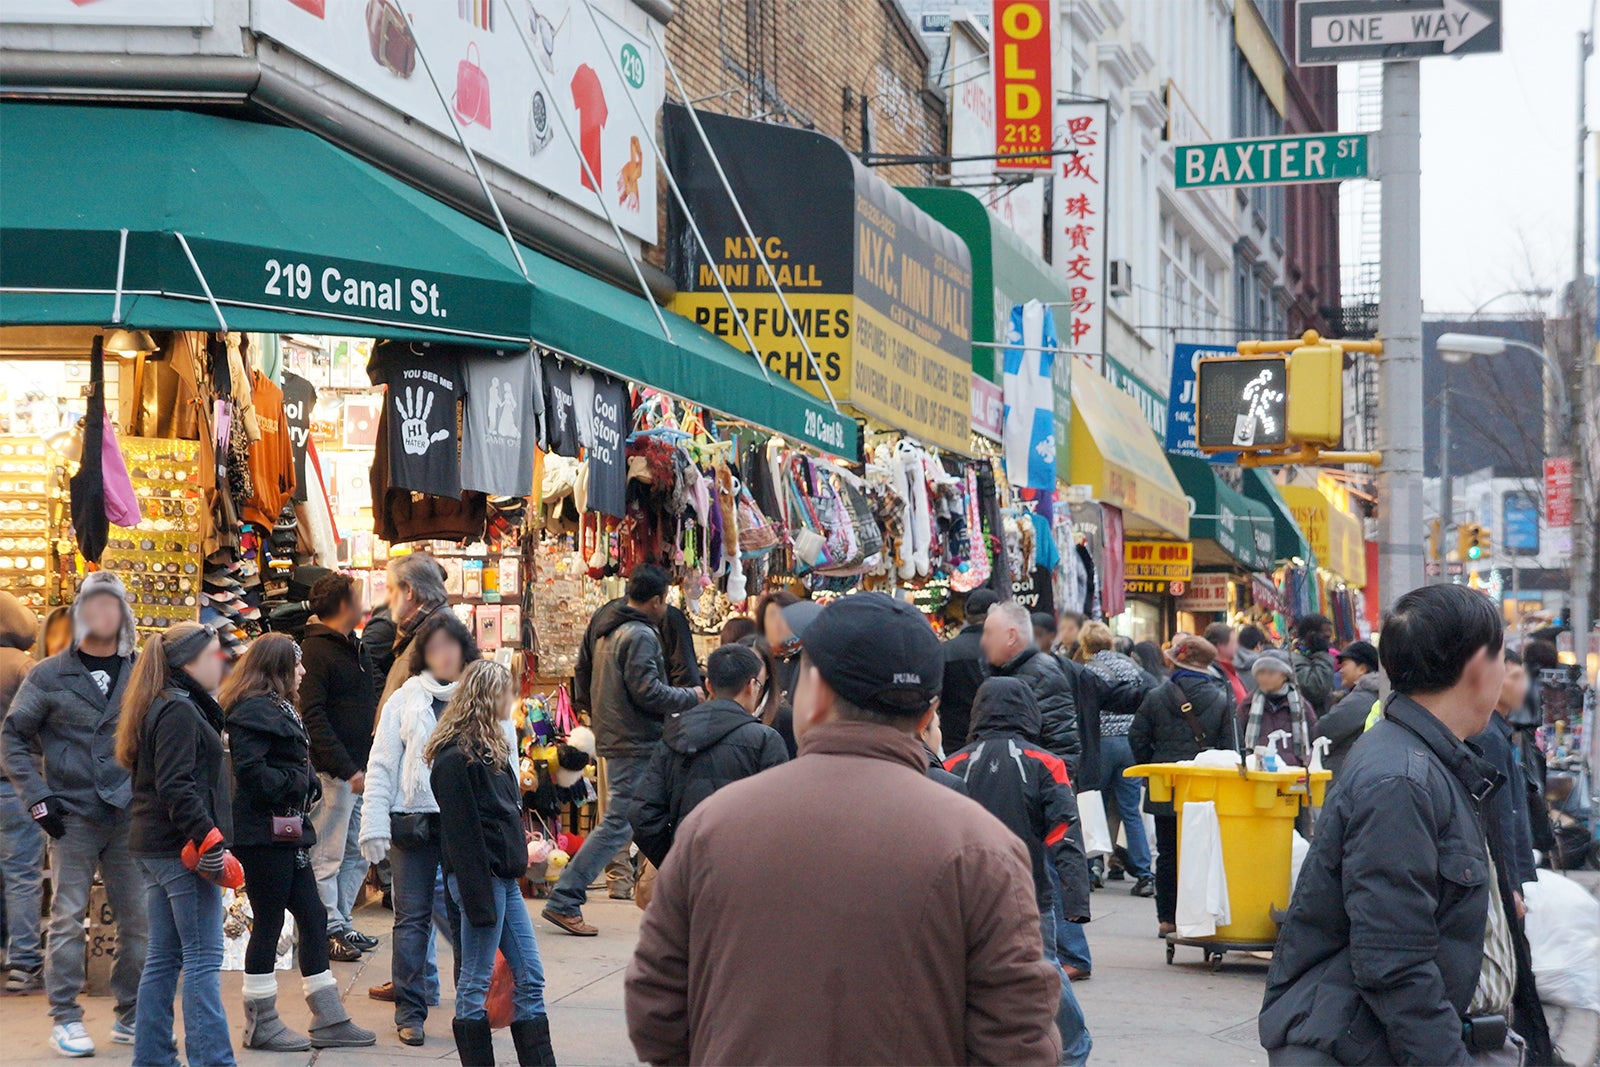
left=453, top=42, right=492, bottom=128
left=288, top=0, right=326, bottom=15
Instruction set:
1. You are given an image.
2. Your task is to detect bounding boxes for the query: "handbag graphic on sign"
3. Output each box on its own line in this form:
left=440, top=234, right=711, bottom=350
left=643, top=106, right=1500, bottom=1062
left=287, top=0, right=326, bottom=15
left=454, top=42, right=492, bottom=128
left=365, top=0, right=415, bottom=78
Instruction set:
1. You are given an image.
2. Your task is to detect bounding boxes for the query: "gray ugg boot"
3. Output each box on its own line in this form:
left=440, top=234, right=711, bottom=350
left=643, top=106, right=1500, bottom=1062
left=510, top=1015, right=557, bottom=1066
left=242, top=995, right=312, bottom=1052
left=305, top=984, right=377, bottom=1048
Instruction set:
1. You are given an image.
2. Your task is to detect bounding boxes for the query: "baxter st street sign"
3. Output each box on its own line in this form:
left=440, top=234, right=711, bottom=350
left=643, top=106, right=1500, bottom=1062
left=1175, top=133, right=1369, bottom=190
left=1296, top=0, right=1501, bottom=67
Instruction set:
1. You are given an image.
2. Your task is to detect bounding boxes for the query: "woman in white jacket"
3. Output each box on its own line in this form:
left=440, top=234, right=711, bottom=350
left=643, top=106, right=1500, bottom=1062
left=358, top=612, right=479, bottom=1049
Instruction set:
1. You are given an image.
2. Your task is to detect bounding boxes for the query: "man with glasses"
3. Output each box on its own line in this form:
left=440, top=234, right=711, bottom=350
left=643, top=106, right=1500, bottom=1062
left=630, top=643, right=787, bottom=872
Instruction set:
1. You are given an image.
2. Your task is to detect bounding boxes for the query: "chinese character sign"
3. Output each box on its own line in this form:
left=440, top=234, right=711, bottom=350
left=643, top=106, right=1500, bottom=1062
left=1052, top=101, right=1108, bottom=356
left=992, top=0, right=1052, bottom=171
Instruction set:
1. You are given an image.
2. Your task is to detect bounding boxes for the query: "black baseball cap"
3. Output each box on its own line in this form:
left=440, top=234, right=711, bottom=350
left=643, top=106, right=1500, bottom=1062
left=795, top=593, right=943, bottom=717
left=1337, top=640, right=1380, bottom=673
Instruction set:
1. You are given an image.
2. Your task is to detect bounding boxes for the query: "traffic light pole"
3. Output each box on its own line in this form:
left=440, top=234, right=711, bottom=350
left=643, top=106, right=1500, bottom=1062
left=1377, top=61, right=1426, bottom=607
left=1438, top=363, right=1451, bottom=579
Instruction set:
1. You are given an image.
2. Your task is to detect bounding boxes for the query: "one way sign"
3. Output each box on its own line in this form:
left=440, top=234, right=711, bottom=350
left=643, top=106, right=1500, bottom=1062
left=1296, top=0, right=1501, bottom=67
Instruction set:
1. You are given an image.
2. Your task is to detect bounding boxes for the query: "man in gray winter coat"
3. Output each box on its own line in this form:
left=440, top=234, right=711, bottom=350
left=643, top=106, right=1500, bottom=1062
left=1313, top=641, right=1381, bottom=776
left=0, top=573, right=148, bottom=1057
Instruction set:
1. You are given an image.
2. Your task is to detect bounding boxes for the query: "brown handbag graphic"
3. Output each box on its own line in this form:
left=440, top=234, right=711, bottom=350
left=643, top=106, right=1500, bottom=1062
left=365, top=0, right=416, bottom=78
left=453, top=42, right=492, bottom=128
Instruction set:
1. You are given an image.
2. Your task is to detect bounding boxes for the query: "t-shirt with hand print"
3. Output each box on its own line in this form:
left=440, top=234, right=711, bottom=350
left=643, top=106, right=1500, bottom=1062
left=77, top=650, right=123, bottom=698
left=374, top=347, right=463, bottom=497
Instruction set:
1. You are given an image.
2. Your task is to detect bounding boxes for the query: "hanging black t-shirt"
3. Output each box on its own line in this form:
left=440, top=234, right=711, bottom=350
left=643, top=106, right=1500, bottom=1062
left=575, top=371, right=629, bottom=519
left=541, top=357, right=580, bottom=458
left=77, top=650, right=123, bottom=698
left=281, top=372, right=316, bottom=503
left=374, top=348, right=463, bottom=497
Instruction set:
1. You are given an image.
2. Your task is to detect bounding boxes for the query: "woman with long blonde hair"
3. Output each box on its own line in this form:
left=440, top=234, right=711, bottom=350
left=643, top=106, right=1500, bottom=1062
left=118, top=620, right=238, bottom=1067
left=426, top=660, right=551, bottom=1066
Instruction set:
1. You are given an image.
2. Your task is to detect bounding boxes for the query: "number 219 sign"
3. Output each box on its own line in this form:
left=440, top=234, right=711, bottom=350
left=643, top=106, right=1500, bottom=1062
left=993, top=0, right=1052, bottom=171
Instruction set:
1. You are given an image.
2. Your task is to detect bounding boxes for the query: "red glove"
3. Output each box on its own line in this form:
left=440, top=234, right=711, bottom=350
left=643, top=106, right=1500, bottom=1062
left=180, top=828, right=245, bottom=890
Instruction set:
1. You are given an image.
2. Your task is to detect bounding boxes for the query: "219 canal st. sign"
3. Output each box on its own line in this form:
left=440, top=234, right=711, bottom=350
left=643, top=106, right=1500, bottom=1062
left=1295, top=0, right=1501, bottom=66
left=1174, top=133, right=1369, bottom=190
left=663, top=106, right=974, bottom=454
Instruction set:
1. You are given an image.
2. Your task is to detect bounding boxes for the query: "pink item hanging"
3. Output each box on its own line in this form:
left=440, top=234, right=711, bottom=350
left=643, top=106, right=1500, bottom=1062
left=101, top=414, right=141, bottom=529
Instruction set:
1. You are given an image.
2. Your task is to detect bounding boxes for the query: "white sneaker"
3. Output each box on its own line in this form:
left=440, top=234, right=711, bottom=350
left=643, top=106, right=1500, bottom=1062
left=110, top=1017, right=135, bottom=1045
left=50, top=1021, right=95, bottom=1058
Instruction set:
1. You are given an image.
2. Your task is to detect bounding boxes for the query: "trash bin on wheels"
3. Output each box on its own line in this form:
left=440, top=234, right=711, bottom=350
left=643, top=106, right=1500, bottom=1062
left=1125, top=762, right=1330, bottom=969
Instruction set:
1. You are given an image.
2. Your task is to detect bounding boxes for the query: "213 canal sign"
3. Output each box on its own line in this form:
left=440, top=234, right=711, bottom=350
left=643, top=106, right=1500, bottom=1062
left=1295, top=0, right=1501, bottom=67
left=1175, top=133, right=1369, bottom=189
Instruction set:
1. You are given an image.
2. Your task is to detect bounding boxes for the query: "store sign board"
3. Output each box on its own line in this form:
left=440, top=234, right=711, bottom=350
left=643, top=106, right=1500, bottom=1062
left=1545, top=456, right=1574, bottom=527
left=1051, top=101, right=1108, bottom=356
left=1125, top=540, right=1193, bottom=582
left=1178, top=572, right=1230, bottom=611
left=1104, top=357, right=1167, bottom=436
left=665, top=106, right=974, bottom=453
left=1503, top=491, right=1540, bottom=555
left=949, top=18, right=996, bottom=183
left=992, top=0, right=1053, bottom=171
left=252, top=0, right=662, bottom=242
left=0, top=0, right=212, bottom=25
left=971, top=375, right=1004, bottom=441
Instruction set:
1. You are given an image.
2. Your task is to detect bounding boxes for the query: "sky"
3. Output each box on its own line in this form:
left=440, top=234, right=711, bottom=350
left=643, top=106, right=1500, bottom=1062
left=1338, top=0, right=1595, bottom=317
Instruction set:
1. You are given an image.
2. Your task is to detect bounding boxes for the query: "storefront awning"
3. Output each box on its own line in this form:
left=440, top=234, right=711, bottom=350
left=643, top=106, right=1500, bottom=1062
left=1278, top=484, right=1367, bottom=588
left=0, top=104, right=855, bottom=458
left=0, top=103, right=535, bottom=345
left=1069, top=371, right=1188, bottom=539
left=664, top=105, right=974, bottom=453
left=896, top=188, right=1071, bottom=382
left=1241, top=468, right=1317, bottom=568
left=1168, top=454, right=1275, bottom=572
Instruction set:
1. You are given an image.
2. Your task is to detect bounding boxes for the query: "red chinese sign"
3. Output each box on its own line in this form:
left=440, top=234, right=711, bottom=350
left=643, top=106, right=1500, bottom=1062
left=1051, top=101, right=1108, bottom=356
left=1545, top=456, right=1574, bottom=527
left=992, top=0, right=1052, bottom=171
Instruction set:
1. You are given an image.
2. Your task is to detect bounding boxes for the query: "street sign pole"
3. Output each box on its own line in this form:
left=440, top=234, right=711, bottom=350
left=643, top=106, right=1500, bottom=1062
left=1378, top=60, right=1425, bottom=607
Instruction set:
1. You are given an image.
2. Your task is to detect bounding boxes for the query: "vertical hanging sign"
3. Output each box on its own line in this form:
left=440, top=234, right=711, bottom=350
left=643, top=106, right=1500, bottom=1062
left=992, top=0, right=1053, bottom=171
left=1051, top=100, right=1108, bottom=357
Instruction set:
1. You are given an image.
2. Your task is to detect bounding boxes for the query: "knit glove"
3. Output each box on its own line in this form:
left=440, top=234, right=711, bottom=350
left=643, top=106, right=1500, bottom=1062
left=360, top=837, right=390, bottom=866
left=30, top=796, right=67, bottom=839
left=181, top=828, right=245, bottom=890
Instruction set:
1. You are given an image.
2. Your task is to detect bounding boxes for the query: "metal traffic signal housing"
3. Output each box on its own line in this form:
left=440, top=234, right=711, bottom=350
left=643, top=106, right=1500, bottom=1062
left=1193, top=330, right=1383, bottom=468
left=1427, top=518, right=1441, bottom=561
left=1457, top=522, right=1491, bottom=563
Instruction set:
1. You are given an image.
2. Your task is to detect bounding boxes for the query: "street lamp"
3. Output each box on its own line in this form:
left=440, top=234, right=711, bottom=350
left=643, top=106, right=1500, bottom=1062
left=1433, top=333, right=1574, bottom=609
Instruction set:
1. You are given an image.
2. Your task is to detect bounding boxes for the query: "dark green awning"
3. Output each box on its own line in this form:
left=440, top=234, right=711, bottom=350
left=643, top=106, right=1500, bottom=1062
left=1241, top=468, right=1317, bottom=568
left=897, top=187, right=1070, bottom=381
left=1168, top=454, right=1275, bottom=571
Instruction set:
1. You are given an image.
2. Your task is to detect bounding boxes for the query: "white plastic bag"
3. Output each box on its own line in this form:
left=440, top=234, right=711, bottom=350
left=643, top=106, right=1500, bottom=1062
left=1289, top=831, right=1310, bottom=897
left=1175, top=801, right=1231, bottom=938
left=1076, top=789, right=1113, bottom=857
left=1524, top=869, right=1600, bottom=1012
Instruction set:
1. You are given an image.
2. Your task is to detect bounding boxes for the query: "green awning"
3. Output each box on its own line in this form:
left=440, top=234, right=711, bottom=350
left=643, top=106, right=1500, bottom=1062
left=519, top=246, right=857, bottom=457
left=0, top=103, right=534, bottom=344
left=898, top=187, right=1070, bottom=381
left=0, top=104, right=855, bottom=457
left=1168, top=454, right=1275, bottom=571
left=1242, top=468, right=1317, bottom=568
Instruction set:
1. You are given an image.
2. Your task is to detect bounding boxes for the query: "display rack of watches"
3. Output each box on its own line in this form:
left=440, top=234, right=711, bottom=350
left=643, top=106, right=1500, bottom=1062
left=0, top=438, right=56, bottom=613
left=98, top=438, right=203, bottom=632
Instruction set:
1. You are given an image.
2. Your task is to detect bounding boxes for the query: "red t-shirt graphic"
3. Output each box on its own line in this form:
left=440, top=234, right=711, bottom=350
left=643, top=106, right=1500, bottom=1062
left=570, top=64, right=608, bottom=191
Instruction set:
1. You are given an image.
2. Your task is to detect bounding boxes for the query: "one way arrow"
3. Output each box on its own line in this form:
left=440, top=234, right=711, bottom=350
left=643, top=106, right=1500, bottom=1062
left=1297, top=0, right=1500, bottom=65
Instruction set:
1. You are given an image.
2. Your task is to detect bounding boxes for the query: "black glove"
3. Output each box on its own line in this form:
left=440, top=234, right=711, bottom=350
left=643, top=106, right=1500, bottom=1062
left=30, top=796, right=67, bottom=839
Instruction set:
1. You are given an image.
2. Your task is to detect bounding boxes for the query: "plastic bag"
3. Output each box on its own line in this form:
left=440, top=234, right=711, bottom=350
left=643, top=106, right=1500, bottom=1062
left=1523, top=869, right=1600, bottom=1012
left=1289, top=830, right=1310, bottom=896
left=486, top=951, right=514, bottom=1029
left=1075, top=790, right=1113, bottom=857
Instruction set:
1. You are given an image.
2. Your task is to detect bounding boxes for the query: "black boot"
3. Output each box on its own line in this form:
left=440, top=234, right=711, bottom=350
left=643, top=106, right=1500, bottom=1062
left=452, top=1018, right=496, bottom=1067
left=510, top=1015, right=557, bottom=1066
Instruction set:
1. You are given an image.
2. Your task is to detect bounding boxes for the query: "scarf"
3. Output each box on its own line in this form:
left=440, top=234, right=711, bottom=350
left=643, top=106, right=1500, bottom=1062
left=1244, top=684, right=1310, bottom=758
left=171, top=670, right=226, bottom=736
left=399, top=672, right=459, bottom=805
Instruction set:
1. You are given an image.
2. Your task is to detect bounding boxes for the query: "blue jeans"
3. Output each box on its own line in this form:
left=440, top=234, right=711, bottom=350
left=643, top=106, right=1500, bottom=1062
left=546, top=755, right=646, bottom=916
left=1050, top=863, right=1092, bottom=973
left=47, top=810, right=147, bottom=1023
left=447, top=876, right=545, bottom=1023
left=133, top=857, right=234, bottom=1067
left=1099, top=735, right=1153, bottom=879
left=390, top=834, right=460, bottom=1028
left=309, top=776, right=367, bottom=934
left=0, top=785, right=45, bottom=971
left=1040, top=894, right=1092, bottom=1067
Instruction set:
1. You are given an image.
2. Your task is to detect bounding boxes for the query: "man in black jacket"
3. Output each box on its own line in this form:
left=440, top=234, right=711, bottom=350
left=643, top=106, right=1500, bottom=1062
left=631, top=645, right=786, bottom=868
left=939, top=589, right=996, bottom=749
left=944, top=677, right=1091, bottom=1064
left=299, top=573, right=380, bottom=961
left=1261, top=585, right=1550, bottom=1066
left=544, top=565, right=701, bottom=937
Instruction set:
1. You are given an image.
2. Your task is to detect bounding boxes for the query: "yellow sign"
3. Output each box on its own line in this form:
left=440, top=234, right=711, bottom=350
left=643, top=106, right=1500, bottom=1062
left=1070, top=371, right=1190, bottom=538
left=1125, top=540, right=1194, bottom=582
left=1280, top=484, right=1366, bottom=587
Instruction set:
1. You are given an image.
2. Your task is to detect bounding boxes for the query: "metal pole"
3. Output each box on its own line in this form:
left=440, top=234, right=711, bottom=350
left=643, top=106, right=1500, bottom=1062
left=1570, top=29, right=1594, bottom=678
left=1439, top=363, right=1452, bottom=582
left=1377, top=62, right=1425, bottom=607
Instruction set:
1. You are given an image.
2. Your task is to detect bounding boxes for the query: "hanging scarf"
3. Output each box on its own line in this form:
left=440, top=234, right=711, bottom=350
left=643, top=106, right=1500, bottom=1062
left=399, top=671, right=460, bottom=806
left=1244, top=685, right=1310, bottom=759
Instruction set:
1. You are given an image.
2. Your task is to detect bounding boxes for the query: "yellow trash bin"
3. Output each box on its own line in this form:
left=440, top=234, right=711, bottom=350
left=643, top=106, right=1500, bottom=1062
left=1125, top=762, right=1331, bottom=944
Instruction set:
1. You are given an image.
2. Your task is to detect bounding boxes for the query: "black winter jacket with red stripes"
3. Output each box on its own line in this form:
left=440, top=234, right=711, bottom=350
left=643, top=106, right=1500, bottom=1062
left=945, top=677, right=1090, bottom=923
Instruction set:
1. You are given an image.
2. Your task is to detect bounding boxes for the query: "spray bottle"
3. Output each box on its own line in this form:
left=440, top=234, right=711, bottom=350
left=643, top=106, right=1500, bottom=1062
left=1309, top=735, right=1332, bottom=775
left=1264, top=729, right=1292, bottom=772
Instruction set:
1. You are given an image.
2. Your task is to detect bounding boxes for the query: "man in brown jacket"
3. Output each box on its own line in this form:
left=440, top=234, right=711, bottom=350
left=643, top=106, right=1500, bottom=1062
left=625, top=593, right=1062, bottom=1066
